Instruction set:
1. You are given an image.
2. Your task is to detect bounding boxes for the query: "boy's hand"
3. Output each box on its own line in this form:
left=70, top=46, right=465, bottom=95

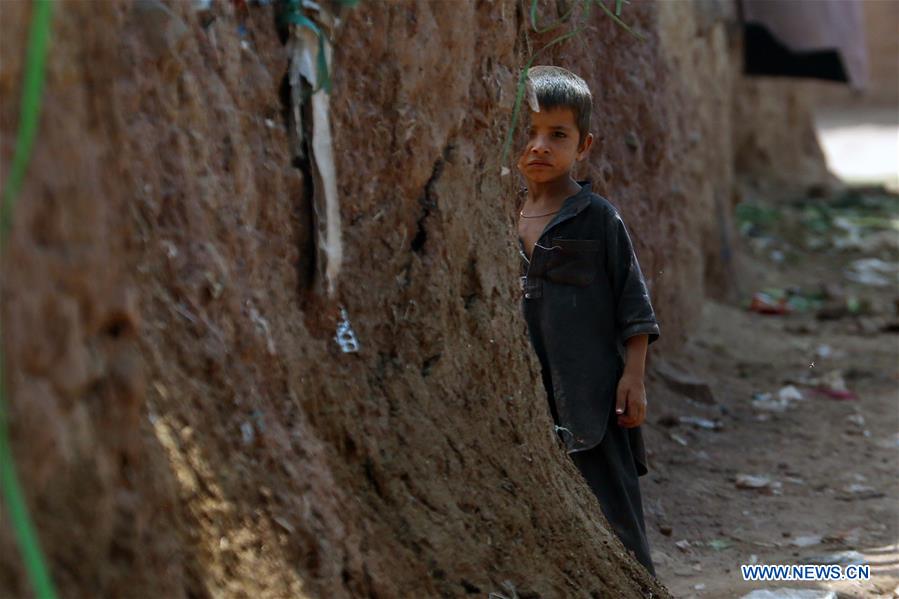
left=615, top=372, right=647, bottom=428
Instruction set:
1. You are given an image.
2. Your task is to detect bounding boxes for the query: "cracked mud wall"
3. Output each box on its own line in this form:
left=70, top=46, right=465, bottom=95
left=0, top=0, right=750, bottom=597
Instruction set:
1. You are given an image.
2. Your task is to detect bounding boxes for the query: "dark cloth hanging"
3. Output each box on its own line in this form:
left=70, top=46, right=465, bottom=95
left=739, top=0, right=869, bottom=89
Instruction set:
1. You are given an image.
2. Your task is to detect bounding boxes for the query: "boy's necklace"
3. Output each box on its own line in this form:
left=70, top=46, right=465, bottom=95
left=520, top=208, right=560, bottom=218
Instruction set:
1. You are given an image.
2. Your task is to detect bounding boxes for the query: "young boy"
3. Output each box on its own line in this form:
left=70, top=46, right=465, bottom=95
left=515, top=65, right=661, bottom=576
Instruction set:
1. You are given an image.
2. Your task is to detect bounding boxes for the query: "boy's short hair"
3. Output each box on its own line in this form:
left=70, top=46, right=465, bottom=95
left=526, top=65, right=592, bottom=147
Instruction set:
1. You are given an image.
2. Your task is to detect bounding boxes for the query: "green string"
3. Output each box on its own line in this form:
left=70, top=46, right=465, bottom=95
left=0, top=1, right=59, bottom=598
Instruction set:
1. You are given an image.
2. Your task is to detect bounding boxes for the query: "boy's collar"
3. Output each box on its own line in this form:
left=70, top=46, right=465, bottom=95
left=539, top=179, right=592, bottom=236
left=559, top=179, right=592, bottom=215
left=520, top=179, right=592, bottom=209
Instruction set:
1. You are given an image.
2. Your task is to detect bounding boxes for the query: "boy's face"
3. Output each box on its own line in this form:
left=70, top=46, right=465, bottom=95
left=516, top=106, right=592, bottom=184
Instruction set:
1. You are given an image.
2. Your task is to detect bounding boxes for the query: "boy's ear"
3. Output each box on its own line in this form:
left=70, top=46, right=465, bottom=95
left=578, top=132, right=594, bottom=158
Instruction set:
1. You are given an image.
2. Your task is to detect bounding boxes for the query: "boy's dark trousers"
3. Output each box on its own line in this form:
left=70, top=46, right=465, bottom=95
left=547, top=388, right=656, bottom=576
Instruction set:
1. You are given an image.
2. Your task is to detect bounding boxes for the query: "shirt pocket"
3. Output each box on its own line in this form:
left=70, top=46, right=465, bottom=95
left=544, top=237, right=601, bottom=287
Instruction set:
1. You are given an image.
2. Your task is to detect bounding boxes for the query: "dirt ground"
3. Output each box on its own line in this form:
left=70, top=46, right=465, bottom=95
left=641, top=189, right=899, bottom=598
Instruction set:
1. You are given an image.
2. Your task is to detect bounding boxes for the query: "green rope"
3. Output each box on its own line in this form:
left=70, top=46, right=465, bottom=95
left=0, top=1, right=59, bottom=598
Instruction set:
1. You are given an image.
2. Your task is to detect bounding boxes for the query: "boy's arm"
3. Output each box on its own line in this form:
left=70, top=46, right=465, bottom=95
left=623, top=333, right=648, bottom=377
left=605, top=207, right=657, bottom=428
left=616, top=333, right=649, bottom=427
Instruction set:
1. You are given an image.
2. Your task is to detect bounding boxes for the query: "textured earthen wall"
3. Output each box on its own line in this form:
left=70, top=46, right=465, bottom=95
left=0, top=0, right=740, bottom=597
left=656, top=0, right=742, bottom=301
left=860, top=0, right=899, bottom=106
left=733, top=77, right=838, bottom=201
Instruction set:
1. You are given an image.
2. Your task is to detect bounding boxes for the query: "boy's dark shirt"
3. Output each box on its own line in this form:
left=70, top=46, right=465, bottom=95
left=518, top=180, right=660, bottom=475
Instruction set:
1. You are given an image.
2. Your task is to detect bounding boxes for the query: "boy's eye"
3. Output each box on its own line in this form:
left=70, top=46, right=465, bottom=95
left=527, top=130, right=566, bottom=138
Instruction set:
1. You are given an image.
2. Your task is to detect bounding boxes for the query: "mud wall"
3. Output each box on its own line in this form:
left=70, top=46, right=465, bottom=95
left=0, top=0, right=739, bottom=597
left=656, top=0, right=742, bottom=301
left=732, top=77, right=839, bottom=201
left=859, top=0, right=899, bottom=106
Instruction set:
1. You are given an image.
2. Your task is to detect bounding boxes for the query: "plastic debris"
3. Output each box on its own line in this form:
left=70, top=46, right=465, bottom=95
left=749, top=291, right=790, bottom=315
left=844, top=257, right=897, bottom=287
left=674, top=539, right=691, bottom=551
left=735, top=474, right=770, bottom=488
left=846, top=413, right=865, bottom=427
left=679, top=416, right=723, bottom=430
left=334, top=307, right=360, bottom=353
left=789, top=535, right=822, bottom=547
left=735, top=474, right=782, bottom=494
left=837, top=483, right=884, bottom=501
left=751, top=392, right=791, bottom=412
left=707, top=539, right=731, bottom=551
left=796, top=369, right=859, bottom=401
left=799, top=550, right=866, bottom=567
left=777, top=385, right=804, bottom=402
left=785, top=295, right=813, bottom=313
left=488, top=579, right=519, bottom=599
left=818, top=370, right=847, bottom=391
left=832, top=215, right=865, bottom=250
left=740, top=589, right=836, bottom=599
left=669, top=433, right=689, bottom=446
left=287, top=19, right=343, bottom=296
left=812, top=386, right=858, bottom=401
left=751, top=287, right=826, bottom=314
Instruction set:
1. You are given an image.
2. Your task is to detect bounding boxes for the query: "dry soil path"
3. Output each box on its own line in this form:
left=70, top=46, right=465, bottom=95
left=643, top=221, right=898, bottom=598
